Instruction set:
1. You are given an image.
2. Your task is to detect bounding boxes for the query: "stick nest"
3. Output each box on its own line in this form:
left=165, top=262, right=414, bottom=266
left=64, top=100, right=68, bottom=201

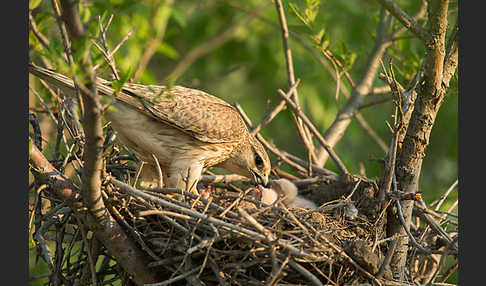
left=102, top=174, right=390, bottom=285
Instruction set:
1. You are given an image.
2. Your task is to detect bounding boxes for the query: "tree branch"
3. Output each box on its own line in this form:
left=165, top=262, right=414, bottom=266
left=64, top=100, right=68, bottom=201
left=133, top=0, right=174, bottom=81
left=376, top=0, right=430, bottom=42
left=314, top=8, right=394, bottom=167
left=29, top=144, right=161, bottom=284
left=274, top=0, right=316, bottom=168
left=47, top=1, right=162, bottom=284
left=163, top=9, right=257, bottom=83
left=388, top=0, right=454, bottom=279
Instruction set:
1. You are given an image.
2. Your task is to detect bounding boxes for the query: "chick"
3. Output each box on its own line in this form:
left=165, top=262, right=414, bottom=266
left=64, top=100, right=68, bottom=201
left=257, top=178, right=317, bottom=209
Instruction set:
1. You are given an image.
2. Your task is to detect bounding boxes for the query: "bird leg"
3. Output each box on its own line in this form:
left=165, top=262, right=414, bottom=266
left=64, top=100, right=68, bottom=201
left=137, top=162, right=167, bottom=189
left=151, top=154, right=164, bottom=188
left=166, top=162, right=204, bottom=195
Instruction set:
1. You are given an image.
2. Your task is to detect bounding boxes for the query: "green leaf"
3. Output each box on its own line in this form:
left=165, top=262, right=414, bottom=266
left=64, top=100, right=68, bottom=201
left=29, top=238, right=36, bottom=249
left=288, top=3, right=308, bottom=27
left=29, top=0, right=42, bottom=10
left=79, top=3, right=91, bottom=24
left=29, top=137, right=33, bottom=153
left=156, top=42, right=179, bottom=59
left=110, top=68, right=133, bottom=96
left=153, top=2, right=172, bottom=32
left=170, top=6, right=186, bottom=27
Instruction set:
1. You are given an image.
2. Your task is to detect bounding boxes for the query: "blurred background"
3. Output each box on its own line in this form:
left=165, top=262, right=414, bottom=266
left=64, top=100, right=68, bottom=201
left=29, top=0, right=458, bottom=284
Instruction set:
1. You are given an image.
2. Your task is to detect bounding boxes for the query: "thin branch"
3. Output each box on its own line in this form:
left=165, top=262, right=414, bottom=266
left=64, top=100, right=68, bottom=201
left=226, top=0, right=390, bottom=156
left=376, top=0, right=430, bottom=42
left=163, top=8, right=258, bottom=83
left=29, top=144, right=160, bottom=284
left=250, top=79, right=301, bottom=136
left=277, top=89, right=349, bottom=175
left=274, top=0, right=316, bottom=167
left=288, top=259, right=323, bottom=286
left=431, top=179, right=458, bottom=211
left=314, top=8, right=394, bottom=167
left=58, top=0, right=109, bottom=228
left=29, top=11, right=50, bottom=50
left=133, top=0, right=173, bottom=81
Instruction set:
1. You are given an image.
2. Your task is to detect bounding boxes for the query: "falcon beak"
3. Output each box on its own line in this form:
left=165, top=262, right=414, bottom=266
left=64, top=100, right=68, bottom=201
left=261, top=175, right=269, bottom=188
left=252, top=171, right=269, bottom=187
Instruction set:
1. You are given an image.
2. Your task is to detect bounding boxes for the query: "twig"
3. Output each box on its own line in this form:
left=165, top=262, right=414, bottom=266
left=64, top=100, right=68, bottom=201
left=376, top=0, right=429, bottom=42
left=376, top=234, right=399, bottom=279
left=29, top=11, right=50, bottom=50
left=92, top=15, right=120, bottom=80
left=250, top=79, right=301, bottom=136
left=164, top=6, right=258, bottom=83
left=288, top=259, right=323, bottom=286
left=274, top=0, right=316, bottom=167
left=133, top=0, right=174, bottom=81
left=430, top=179, right=458, bottom=211
left=151, top=154, right=164, bottom=188
left=233, top=102, right=310, bottom=175
left=145, top=266, right=203, bottom=286
left=394, top=199, right=441, bottom=254
left=92, top=23, right=138, bottom=72
left=277, top=89, right=349, bottom=175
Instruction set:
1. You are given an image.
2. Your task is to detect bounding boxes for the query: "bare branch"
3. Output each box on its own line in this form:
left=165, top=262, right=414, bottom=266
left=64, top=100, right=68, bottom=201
left=314, top=8, right=394, bottom=167
left=164, top=9, right=258, bottom=83
left=389, top=0, right=454, bottom=279
left=274, top=0, right=316, bottom=167
left=277, top=89, right=349, bottom=175
left=376, top=0, right=430, bottom=42
left=29, top=144, right=160, bottom=284
left=133, top=0, right=174, bottom=81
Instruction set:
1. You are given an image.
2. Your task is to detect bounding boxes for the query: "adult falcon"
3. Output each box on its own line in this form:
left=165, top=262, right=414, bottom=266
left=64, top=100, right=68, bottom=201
left=29, top=63, right=271, bottom=194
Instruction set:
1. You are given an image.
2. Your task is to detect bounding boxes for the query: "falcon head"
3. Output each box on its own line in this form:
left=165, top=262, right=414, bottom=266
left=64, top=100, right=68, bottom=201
left=219, top=135, right=271, bottom=187
left=248, top=136, right=271, bottom=187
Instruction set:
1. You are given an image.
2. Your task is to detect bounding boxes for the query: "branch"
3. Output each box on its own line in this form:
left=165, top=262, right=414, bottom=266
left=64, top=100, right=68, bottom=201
left=45, top=1, right=163, bottom=284
left=314, top=8, right=393, bottom=167
left=29, top=144, right=161, bottom=284
left=163, top=8, right=257, bottom=83
left=58, top=0, right=107, bottom=228
left=277, top=89, right=349, bottom=175
left=376, top=0, right=430, bottom=42
left=133, top=0, right=174, bottom=81
left=388, top=0, right=454, bottom=279
left=274, top=0, right=316, bottom=167
left=226, top=1, right=390, bottom=155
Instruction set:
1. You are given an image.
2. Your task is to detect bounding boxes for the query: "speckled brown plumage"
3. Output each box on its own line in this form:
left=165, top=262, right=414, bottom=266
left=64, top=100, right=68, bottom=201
left=29, top=63, right=271, bottom=194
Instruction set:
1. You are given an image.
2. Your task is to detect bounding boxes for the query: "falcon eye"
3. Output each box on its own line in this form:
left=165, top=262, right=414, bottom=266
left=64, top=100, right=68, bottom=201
left=254, top=154, right=264, bottom=170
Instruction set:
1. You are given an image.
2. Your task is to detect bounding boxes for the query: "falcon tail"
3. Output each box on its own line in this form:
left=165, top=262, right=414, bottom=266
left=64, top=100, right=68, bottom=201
left=29, top=64, right=78, bottom=96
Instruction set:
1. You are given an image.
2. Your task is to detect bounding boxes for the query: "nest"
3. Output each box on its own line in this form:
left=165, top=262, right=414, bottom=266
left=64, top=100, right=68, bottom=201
left=30, top=145, right=458, bottom=286
left=98, top=173, right=391, bottom=286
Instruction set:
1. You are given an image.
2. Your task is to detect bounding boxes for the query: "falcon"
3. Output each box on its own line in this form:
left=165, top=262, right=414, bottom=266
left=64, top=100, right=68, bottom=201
left=29, top=63, right=271, bottom=194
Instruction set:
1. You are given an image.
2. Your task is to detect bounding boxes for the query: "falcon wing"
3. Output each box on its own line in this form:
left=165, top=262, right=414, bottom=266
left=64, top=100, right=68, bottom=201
left=114, top=83, right=247, bottom=143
